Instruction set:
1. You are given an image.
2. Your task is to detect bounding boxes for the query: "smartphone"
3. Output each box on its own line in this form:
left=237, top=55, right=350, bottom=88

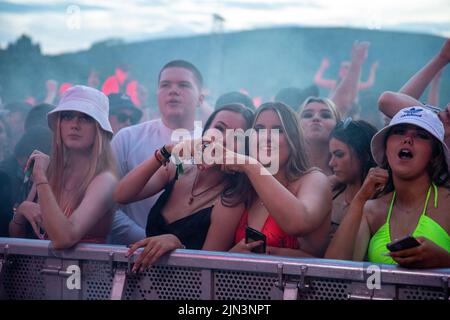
left=386, top=235, right=420, bottom=252
left=245, top=226, right=266, bottom=254
left=23, top=160, right=35, bottom=183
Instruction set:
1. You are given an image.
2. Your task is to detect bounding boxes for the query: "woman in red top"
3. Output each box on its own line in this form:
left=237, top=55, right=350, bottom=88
left=214, top=102, right=332, bottom=257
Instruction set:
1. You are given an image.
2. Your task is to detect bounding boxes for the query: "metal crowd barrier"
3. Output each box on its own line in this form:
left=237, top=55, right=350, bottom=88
left=0, top=238, right=449, bottom=300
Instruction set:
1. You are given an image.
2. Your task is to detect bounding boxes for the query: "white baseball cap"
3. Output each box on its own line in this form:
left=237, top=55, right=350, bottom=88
left=48, top=85, right=113, bottom=135
left=371, top=106, right=450, bottom=168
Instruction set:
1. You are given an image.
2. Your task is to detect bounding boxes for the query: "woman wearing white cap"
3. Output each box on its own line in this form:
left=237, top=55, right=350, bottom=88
left=9, top=85, right=118, bottom=249
left=326, top=106, right=450, bottom=268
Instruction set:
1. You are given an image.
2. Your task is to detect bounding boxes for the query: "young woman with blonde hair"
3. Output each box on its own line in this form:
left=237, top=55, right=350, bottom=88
left=10, top=85, right=118, bottom=249
left=215, top=102, right=332, bottom=257
left=299, top=97, right=341, bottom=175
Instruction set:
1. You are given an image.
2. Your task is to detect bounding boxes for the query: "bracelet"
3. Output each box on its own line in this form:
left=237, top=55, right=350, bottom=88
left=36, top=181, right=49, bottom=187
left=154, top=149, right=164, bottom=166
left=160, top=145, right=172, bottom=160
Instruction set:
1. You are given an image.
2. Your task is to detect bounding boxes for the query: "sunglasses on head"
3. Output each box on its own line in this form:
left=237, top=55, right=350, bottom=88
left=424, top=104, right=441, bottom=114
left=336, top=117, right=353, bottom=130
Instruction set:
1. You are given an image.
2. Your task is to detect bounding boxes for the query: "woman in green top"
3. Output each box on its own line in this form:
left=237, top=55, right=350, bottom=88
left=326, top=106, right=450, bottom=268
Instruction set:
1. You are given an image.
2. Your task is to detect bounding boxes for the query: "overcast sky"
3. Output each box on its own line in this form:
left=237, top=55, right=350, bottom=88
left=1, top=0, right=450, bottom=54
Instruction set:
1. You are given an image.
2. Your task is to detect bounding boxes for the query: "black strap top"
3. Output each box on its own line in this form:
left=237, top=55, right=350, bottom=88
left=145, top=172, right=213, bottom=250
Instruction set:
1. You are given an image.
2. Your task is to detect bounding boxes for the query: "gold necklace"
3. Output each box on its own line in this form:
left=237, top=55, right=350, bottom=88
left=188, top=171, right=224, bottom=205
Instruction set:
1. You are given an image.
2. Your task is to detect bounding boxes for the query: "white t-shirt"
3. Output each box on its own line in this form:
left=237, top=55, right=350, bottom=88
left=108, top=118, right=201, bottom=245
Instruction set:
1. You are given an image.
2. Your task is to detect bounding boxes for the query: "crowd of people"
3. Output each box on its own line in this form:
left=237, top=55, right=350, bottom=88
left=0, top=39, right=449, bottom=270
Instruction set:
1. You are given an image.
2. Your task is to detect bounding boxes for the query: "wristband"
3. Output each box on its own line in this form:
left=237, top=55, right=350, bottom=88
left=160, top=145, right=171, bottom=160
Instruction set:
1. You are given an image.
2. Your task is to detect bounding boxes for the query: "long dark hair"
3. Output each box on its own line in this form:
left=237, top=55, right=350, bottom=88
left=378, top=125, right=450, bottom=197
left=330, top=119, right=377, bottom=196
left=202, top=103, right=255, bottom=207
left=202, top=103, right=254, bottom=136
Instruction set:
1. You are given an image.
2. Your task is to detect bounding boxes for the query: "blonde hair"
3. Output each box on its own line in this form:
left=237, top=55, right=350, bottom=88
left=255, top=102, right=311, bottom=182
left=47, top=115, right=117, bottom=212
left=299, top=96, right=342, bottom=123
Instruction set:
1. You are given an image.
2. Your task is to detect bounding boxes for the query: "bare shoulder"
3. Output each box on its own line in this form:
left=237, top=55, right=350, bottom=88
left=77, top=171, right=118, bottom=210
left=364, top=193, right=391, bottom=232
left=433, top=187, right=450, bottom=229
left=88, top=171, right=118, bottom=190
left=328, top=174, right=339, bottom=189
left=297, top=169, right=331, bottom=192
left=301, top=169, right=330, bottom=184
left=95, top=171, right=118, bottom=182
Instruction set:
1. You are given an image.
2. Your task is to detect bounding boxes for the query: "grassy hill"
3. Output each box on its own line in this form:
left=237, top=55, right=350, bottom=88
left=1, top=26, right=448, bottom=109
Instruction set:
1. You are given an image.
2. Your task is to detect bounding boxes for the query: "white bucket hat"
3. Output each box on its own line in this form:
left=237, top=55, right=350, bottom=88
left=47, top=85, right=113, bottom=135
left=371, top=106, right=450, bottom=168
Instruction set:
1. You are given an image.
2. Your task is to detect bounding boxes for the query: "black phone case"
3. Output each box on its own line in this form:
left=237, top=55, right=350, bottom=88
left=386, top=236, right=420, bottom=252
left=245, top=227, right=266, bottom=253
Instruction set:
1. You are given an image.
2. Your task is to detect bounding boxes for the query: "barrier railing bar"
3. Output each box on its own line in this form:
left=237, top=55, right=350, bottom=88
left=110, top=268, right=127, bottom=300
left=1, top=238, right=449, bottom=289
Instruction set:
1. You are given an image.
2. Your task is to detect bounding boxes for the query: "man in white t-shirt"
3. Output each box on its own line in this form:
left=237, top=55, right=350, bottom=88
left=108, top=60, right=204, bottom=245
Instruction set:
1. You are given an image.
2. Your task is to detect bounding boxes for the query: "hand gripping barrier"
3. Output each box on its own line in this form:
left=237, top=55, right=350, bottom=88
left=0, top=238, right=449, bottom=300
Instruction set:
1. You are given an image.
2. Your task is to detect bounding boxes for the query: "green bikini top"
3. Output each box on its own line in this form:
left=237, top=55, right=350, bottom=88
left=367, top=183, right=450, bottom=265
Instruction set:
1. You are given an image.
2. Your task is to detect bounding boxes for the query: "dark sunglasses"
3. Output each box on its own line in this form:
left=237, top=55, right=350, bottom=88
left=116, top=113, right=134, bottom=124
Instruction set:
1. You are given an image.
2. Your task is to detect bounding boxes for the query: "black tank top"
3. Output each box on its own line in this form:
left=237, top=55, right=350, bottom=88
left=145, top=173, right=213, bottom=249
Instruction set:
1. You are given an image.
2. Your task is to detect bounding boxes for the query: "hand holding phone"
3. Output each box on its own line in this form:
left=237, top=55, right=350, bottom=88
left=245, top=226, right=266, bottom=254
left=387, top=235, right=420, bottom=252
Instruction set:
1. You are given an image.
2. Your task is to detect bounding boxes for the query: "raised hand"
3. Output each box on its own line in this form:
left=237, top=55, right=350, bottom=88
left=46, top=79, right=58, bottom=93
left=438, top=104, right=450, bottom=141
left=438, top=39, right=450, bottom=62
left=321, top=58, right=330, bottom=68
left=351, top=41, right=370, bottom=66
left=26, top=150, right=50, bottom=184
left=207, top=142, right=255, bottom=174
left=170, top=138, right=211, bottom=163
left=355, top=167, right=389, bottom=202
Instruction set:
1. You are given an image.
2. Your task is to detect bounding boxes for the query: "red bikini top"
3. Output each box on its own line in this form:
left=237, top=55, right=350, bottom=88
left=234, top=209, right=299, bottom=249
